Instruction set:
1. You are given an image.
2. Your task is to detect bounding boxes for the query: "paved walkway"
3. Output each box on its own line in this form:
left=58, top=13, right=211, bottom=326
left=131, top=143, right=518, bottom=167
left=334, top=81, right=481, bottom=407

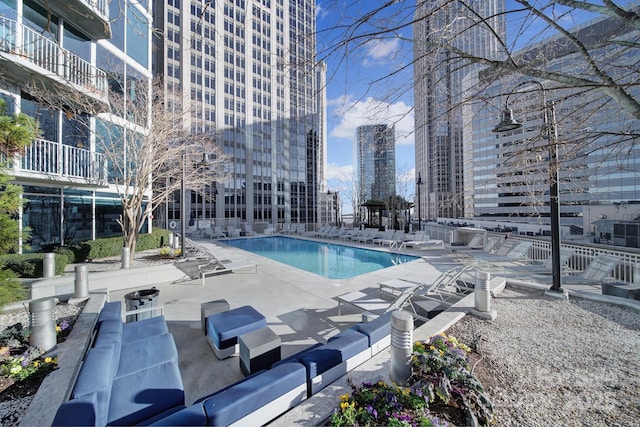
left=19, top=235, right=639, bottom=426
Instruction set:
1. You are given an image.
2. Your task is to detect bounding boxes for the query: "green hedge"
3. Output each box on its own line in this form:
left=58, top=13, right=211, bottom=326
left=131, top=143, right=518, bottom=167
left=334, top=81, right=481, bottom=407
left=0, top=229, right=171, bottom=278
left=0, top=253, right=68, bottom=278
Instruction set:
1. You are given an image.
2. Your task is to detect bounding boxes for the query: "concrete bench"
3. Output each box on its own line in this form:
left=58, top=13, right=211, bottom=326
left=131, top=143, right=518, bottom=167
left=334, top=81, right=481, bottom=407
left=239, top=326, right=281, bottom=376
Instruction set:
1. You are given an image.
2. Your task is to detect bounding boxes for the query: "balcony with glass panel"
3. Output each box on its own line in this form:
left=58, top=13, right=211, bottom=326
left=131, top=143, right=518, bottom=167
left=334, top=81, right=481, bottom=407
left=33, top=0, right=111, bottom=40
left=5, top=138, right=108, bottom=186
left=0, top=17, right=109, bottom=113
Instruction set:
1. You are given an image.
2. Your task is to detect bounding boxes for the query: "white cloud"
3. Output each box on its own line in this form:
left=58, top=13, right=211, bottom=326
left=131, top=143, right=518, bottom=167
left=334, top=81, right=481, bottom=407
left=326, top=162, right=353, bottom=182
left=329, top=96, right=414, bottom=146
left=363, top=38, right=401, bottom=65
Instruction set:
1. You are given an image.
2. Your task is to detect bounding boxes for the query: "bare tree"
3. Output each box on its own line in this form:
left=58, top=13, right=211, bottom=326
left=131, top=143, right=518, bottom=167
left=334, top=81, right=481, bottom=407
left=26, top=77, right=228, bottom=260
left=318, top=0, right=640, bottom=220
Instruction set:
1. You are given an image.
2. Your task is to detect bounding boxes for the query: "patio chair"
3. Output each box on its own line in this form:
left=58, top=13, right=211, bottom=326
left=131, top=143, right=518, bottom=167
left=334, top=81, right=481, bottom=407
left=203, top=225, right=226, bottom=239
left=374, top=230, right=405, bottom=246
left=341, top=228, right=363, bottom=241
left=462, top=234, right=485, bottom=249
left=226, top=225, right=241, bottom=238
left=507, top=247, right=576, bottom=276
left=243, top=224, right=258, bottom=236
left=551, top=254, right=621, bottom=286
left=372, top=229, right=395, bottom=245
left=354, top=228, right=380, bottom=244
left=378, top=264, right=475, bottom=299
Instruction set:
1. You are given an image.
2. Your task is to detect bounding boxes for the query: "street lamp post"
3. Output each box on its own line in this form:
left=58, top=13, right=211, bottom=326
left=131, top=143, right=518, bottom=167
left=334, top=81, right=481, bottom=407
left=416, top=173, right=423, bottom=232
left=180, top=149, right=214, bottom=258
left=492, top=80, right=564, bottom=295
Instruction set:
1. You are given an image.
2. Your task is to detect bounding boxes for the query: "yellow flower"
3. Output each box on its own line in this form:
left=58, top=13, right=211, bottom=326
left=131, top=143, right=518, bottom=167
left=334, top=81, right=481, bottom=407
left=53, top=357, right=58, bottom=364
left=33, top=361, right=40, bottom=367
left=56, top=326, right=61, bottom=333
left=44, top=357, right=52, bottom=363
left=430, top=345, right=436, bottom=351
left=340, top=401, right=349, bottom=410
left=340, top=393, right=350, bottom=402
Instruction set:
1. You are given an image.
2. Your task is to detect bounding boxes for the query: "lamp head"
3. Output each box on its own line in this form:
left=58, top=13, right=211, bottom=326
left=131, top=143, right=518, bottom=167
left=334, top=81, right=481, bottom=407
left=492, top=108, right=523, bottom=133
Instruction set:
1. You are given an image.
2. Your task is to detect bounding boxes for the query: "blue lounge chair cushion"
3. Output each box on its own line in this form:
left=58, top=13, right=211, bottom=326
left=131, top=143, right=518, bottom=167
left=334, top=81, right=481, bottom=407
left=201, top=362, right=307, bottom=426
left=206, top=305, right=266, bottom=350
left=300, top=331, right=368, bottom=378
left=356, top=311, right=393, bottom=346
left=271, top=342, right=323, bottom=368
left=93, top=319, right=123, bottom=373
left=122, top=315, right=169, bottom=342
left=108, top=361, right=184, bottom=426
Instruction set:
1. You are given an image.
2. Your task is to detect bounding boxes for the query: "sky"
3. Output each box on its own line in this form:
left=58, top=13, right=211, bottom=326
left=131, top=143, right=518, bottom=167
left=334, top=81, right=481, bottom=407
left=313, top=0, right=606, bottom=214
left=315, top=1, right=417, bottom=212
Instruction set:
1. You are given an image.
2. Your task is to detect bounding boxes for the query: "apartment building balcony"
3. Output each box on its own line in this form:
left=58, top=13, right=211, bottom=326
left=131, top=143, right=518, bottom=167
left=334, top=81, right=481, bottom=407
left=33, top=0, right=111, bottom=40
left=7, top=138, right=109, bottom=187
left=0, top=17, right=110, bottom=114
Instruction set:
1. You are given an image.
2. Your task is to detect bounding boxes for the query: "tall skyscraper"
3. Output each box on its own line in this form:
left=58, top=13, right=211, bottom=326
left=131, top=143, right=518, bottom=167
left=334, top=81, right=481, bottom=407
left=356, top=124, right=396, bottom=221
left=0, top=0, right=152, bottom=252
left=153, top=0, right=325, bottom=229
left=413, top=0, right=505, bottom=220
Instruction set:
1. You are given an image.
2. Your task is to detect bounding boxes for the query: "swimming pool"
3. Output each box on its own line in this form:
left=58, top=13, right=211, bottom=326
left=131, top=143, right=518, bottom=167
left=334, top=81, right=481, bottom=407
left=223, top=236, right=418, bottom=279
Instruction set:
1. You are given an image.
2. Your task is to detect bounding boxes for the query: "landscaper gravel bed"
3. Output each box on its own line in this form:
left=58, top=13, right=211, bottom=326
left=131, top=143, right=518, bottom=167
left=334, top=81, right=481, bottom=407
left=448, top=286, right=640, bottom=427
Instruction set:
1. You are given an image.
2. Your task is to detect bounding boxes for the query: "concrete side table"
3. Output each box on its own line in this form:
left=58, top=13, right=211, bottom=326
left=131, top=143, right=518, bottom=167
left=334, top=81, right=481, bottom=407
left=201, top=299, right=230, bottom=334
left=239, top=327, right=281, bottom=376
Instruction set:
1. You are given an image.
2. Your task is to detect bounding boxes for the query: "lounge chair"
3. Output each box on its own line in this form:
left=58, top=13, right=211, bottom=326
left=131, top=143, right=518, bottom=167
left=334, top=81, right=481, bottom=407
left=243, top=224, right=258, bottom=236
left=461, top=234, right=485, bottom=249
left=354, top=228, right=381, bottom=244
left=226, top=225, right=241, bottom=238
left=341, top=228, right=363, bottom=241
left=203, top=226, right=226, bottom=239
left=470, top=240, right=530, bottom=263
left=328, top=226, right=349, bottom=239
left=372, top=229, right=396, bottom=245
left=378, top=264, right=475, bottom=299
left=536, top=254, right=620, bottom=287
left=507, top=247, right=576, bottom=276
left=374, top=230, right=405, bottom=246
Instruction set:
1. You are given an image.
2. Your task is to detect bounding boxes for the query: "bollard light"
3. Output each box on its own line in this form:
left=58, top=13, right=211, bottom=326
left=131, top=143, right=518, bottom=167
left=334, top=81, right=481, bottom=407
left=43, top=253, right=55, bottom=278
left=390, top=310, right=413, bottom=385
left=29, top=298, right=57, bottom=351
left=471, top=271, right=497, bottom=320
left=74, top=264, right=89, bottom=298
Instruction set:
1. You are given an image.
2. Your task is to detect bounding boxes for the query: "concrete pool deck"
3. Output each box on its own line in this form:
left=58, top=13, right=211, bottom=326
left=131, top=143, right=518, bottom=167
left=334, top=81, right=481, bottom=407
left=20, top=235, right=638, bottom=426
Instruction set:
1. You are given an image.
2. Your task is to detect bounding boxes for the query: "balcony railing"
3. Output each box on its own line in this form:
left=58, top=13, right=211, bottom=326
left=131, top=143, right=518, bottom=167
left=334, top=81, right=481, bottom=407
left=0, top=17, right=108, bottom=100
left=11, top=138, right=108, bottom=184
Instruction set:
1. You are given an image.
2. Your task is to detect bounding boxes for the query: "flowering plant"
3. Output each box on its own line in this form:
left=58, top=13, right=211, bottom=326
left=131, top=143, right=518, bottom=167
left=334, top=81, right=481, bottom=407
left=329, top=333, right=495, bottom=426
left=0, top=319, right=70, bottom=382
left=159, top=246, right=181, bottom=257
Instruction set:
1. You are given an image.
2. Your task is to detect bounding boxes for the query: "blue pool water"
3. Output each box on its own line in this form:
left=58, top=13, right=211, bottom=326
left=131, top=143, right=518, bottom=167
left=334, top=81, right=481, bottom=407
left=223, top=236, right=418, bottom=279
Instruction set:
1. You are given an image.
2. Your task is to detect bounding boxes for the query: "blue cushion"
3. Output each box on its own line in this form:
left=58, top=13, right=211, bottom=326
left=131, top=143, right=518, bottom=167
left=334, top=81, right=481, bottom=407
left=117, top=333, right=179, bottom=378
left=72, top=346, right=115, bottom=427
left=98, top=301, right=122, bottom=323
left=122, top=315, right=169, bottom=342
left=146, top=404, right=206, bottom=426
left=272, top=342, right=323, bottom=368
left=52, top=394, right=98, bottom=427
left=94, top=319, right=123, bottom=373
left=299, top=331, right=368, bottom=378
left=108, top=361, right=185, bottom=426
left=202, top=362, right=306, bottom=426
left=206, top=306, right=266, bottom=349
left=327, top=327, right=365, bottom=342
left=356, top=311, right=393, bottom=346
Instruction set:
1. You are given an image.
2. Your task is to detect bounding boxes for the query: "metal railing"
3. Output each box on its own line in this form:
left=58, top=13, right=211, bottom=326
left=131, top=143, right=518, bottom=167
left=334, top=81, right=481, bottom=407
left=0, top=17, right=108, bottom=97
left=15, top=138, right=108, bottom=184
left=85, top=0, right=109, bottom=19
left=423, top=223, right=640, bottom=285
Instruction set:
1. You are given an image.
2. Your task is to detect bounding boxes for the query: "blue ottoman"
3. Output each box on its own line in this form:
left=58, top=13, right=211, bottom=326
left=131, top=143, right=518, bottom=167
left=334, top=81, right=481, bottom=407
left=206, top=306, right=266, bottom=359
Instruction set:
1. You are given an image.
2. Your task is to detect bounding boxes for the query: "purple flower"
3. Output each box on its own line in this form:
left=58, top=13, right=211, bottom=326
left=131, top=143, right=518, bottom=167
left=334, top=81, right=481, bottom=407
left=365, top=404, right=378, bottom=419
left=59, top=320, right=69, bottom=331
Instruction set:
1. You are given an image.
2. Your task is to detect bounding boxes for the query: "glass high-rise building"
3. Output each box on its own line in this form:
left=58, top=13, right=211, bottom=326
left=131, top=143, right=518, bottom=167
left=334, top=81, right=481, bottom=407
left=153, top=0, right=325, bottom=230
left=413, top=0, right=506, bottom=220
left=0, top=0, right=152, bottom=252
left=356, top=124, right=396, bottom=221
left=463, top=15, right=640, bottom=227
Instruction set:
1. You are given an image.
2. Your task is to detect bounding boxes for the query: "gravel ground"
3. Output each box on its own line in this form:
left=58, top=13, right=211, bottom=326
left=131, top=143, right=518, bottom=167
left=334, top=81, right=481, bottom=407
left=448, top=286, right=640, bottom=427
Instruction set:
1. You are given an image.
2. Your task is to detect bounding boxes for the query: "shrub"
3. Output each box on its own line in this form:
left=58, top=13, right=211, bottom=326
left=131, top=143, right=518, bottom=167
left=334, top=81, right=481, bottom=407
left=0, top=253, right=68, bottom=278
left=136, top=229, right=171, bottom=251
left=53, top=246, right=77, bottom=264
left=0, top=268, right=27, bottom=308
